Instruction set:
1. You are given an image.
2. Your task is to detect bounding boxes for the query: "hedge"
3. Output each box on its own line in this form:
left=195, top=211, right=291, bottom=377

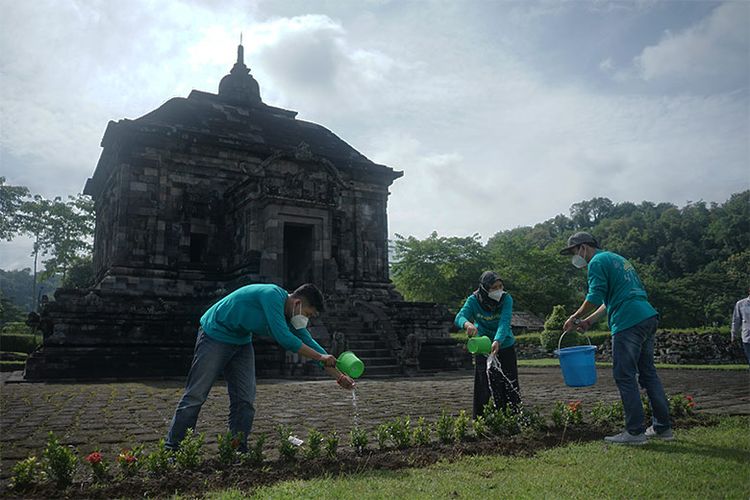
left=0, top=334, right=41, bottom=354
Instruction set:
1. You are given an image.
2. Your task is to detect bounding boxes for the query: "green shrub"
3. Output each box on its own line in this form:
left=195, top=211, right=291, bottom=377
left=590, top=400, right=624, bottom=427
left=669, top=393, right=696, bottom=417
left=142, top=440, right=174, bottom=476
left=484, top=403, right=523, bottom=436
left=10, top=456, right=44, bottom=490
left=349, top=427, right=368, bottom=455
left=641, top=393, right=653, bottom=420
left=116, top=446, right=143, bottom=477
left=514, top=333, right=541, bottom=346
left=175, top=428, right=203, bottom=469
left=412, top=417, right=431, bottom=446
left=217, top=431, right=244, bottom=465
left=517, top=405, right=546, bottom=433
left=472, top=415, right=488, bottom=438
left=43, top=432, right=78, bottom=489
left=454, top=410, right=470, bottom=442
left=436, top=411, right=454, bottom=444
left=240, top=433, right=266, bottom=466
left=276, top=425, right=299, bottom=462
left=1, top=322, right=34, bottom=335
left=0, top=333, right=40, bottom=353
left=324, top=431, right=339, bottom=459
left=551, top=401, right=584, bottom=428
left=388, top=416, right=412, bottom=449
left=84, top=450, right=109, bottom=482
left=304, top=429, right=324, bottom=460
left=375, top=423, right=390, bottom=450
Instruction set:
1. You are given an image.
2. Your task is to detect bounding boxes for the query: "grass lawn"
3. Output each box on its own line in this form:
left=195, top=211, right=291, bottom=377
left=517, top=359, right=748, bottom=370
left=205, top=416, right=750, bottom=499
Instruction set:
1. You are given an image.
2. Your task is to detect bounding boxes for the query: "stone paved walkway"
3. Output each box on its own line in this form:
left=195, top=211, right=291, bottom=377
left=1, top=367, right=748, bottom=479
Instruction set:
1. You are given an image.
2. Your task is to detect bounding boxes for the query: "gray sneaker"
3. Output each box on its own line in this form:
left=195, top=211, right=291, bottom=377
left=604, top=430, right=647, bottom=445
left=645, top=425, right=674, bottom=440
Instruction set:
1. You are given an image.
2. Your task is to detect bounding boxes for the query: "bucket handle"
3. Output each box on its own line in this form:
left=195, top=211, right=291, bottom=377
left=557, top=328, right=592, bottom=352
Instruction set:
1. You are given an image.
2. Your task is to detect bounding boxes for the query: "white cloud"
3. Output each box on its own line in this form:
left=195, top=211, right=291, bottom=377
left=633, top=2, right=749, bottom=88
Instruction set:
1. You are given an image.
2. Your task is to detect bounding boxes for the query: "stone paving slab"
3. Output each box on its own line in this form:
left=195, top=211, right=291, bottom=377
left=1, top=367, right=748, bottom=479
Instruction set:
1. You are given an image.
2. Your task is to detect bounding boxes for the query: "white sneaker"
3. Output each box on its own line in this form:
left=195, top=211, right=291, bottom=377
left=604, top=430, right=647, bottom=445
left=645, top=425, right=674, bottom=440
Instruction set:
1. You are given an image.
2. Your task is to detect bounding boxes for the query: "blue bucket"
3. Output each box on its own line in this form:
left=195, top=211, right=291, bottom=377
left=554, top=331, right=597, bottom=387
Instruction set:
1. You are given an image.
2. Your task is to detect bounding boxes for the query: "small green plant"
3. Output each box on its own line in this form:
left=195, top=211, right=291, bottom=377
left=116, top=446, right=143, bottom=477
left=84, top=451, right=109, bottom=482
left=669, top=393, right=696, bottom=417
left=517, top=405, right=546, bottom=434
left=454, top=410, right=470, bottom=442
left=324, top=431, right=339, bottom=459
left=590, top=400, right=624, bottom=427
left=551, top=401, right=584, bottom=428
left=472, top=415, right=488, bottom=438
left=43, top=432, right=78, bottom=489
left=240, top=433, right=267, bottom=466
left=142, top=441, right=174, bottom=476
left=276, top=425, right=299, bottom=462
left=484, top=403, right=522, bottom=436
left=375, top=423, right=391, bottom=450
left=436, top=411, right=455, bottom=444
left=304, top=429, right=324, bottom=460
left=388, top=416, right=412, bottom=449
left=10, top=456, right=44, bottom=490
left=175, top=428, right=204, bottom=469
left=217, top=431, right=244, bottom=465
left=349, top=427, right=369, bottom=455
left=413, top=417, right=432, bottom=446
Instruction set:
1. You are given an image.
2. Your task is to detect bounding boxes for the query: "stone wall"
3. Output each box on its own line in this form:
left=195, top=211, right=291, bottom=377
left=512, top=331, right=746, bottom=365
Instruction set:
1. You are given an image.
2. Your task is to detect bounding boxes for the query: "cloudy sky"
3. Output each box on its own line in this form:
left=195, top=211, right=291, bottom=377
left=1, top=0, right=748, bottom=271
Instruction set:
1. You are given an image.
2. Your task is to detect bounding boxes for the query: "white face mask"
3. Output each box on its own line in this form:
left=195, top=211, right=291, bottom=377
left=290, top=301, right=309, bottom=329
left=488, top=289, right=505, bottom=301
left=571, top=247, right=588, bottom=269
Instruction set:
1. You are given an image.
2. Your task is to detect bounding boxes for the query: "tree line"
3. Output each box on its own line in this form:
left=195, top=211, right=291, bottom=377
left=391, top=191, right=749, bottom=328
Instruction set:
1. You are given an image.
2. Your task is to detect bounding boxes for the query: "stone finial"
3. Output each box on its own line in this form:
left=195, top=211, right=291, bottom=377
left=218, top=40, right=262, bottom=105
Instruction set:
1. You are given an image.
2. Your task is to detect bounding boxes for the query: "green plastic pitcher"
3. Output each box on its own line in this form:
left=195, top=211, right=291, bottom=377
left=336, top=351, right=365, bottom=378
left=467, top=335, right=491, bottom=355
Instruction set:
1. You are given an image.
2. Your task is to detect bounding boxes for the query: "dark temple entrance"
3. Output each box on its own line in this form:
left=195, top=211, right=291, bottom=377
left=283, top=223, right=314, bottom=290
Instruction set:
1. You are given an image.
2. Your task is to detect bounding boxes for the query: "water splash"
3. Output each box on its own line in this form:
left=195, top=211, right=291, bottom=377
left=486, top=353, right=523, bottom=406
left=351, top=388, right=360, bottom=428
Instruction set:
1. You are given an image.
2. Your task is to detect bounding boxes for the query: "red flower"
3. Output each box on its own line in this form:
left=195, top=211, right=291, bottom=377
left=567, top=400, right=582, bottom=412
left=230, top=438, right=240, bottom=449
left=686, top=395, right=694, bottom=402
left=118, top=450, right=137, bottom=464
left=86, top=452, right=103, bottom=464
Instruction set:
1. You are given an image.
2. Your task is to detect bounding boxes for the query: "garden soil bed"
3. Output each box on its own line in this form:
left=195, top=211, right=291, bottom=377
left=1, top=415, right=716, bottom=499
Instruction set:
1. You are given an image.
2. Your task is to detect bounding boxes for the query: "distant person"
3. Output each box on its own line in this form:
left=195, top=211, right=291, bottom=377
left=731, top=289, right=750, bottom=366
left=455, top=271, right=520, bottom=418
left=560, top=232, right=672, bottom=445
left=165, top=283, right=354, bottom=452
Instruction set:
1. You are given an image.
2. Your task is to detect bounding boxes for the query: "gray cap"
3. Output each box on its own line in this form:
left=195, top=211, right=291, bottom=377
left=560, top=231, right=599, bottom=255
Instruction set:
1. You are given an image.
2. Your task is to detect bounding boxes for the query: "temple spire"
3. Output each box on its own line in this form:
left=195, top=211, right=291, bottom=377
left=237, top=33, right=244, bottom=65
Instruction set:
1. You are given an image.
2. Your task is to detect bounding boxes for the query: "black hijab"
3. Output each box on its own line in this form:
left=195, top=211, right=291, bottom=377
left=473, top=271, right=505, bottom=313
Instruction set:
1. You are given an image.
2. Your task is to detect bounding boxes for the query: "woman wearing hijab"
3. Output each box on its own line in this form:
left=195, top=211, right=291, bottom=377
left=455, top=271, right=520, bottom=418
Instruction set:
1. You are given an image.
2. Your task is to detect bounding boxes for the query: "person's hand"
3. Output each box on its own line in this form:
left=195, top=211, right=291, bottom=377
left=563, top=316, right=577, bottom=332
left=576, top=318, right=592, bottom=332
left=465, top=323, right=478, bottom=337
left=319, top=354, right=337, bottom=368
left=491, top=341, right=500, bottom=355
left=336, top=373, right=355, bottom=390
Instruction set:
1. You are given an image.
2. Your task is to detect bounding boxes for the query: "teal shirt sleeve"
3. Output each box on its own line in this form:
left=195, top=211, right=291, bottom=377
left=455, top=296, right=476, bottom=329
left=493, top=295, right=513, bottom=343
left=294, top=327, right=327, bottom=356
left=585, top=256, right=607, bottom=306
left=260, top=289, right=303, bottom=352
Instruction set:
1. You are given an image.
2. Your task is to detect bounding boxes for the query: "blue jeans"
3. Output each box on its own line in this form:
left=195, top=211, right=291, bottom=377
left=612, top=315, right=671, bottom=435
left=166, top=329, right=256, bottom=451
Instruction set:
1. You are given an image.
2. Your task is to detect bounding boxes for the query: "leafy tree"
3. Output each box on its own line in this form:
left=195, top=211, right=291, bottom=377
left=390, top=232, right=491, bottom=309
left=0, top=177, right=30, bottom=240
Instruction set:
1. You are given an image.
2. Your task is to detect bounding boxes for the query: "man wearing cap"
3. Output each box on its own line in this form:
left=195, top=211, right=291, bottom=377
left=560, top=232, right=672, bottom=445
left=165, top=283, right=355, bottom=452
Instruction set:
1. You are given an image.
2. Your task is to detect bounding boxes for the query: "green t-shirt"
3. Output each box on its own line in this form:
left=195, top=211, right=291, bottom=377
left=454, top=293, right=515, bottom=348
left=199, top=284, right=326, bottom=355
left=585, top=251, right=658, bottom=335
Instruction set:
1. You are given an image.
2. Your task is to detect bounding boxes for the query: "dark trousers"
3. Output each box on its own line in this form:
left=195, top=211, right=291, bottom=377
left=473, top=344, right=521, bottom=419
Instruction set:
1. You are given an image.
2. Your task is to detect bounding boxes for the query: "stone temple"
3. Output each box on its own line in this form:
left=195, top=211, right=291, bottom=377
left=25, top=44, right=475, bottom=380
